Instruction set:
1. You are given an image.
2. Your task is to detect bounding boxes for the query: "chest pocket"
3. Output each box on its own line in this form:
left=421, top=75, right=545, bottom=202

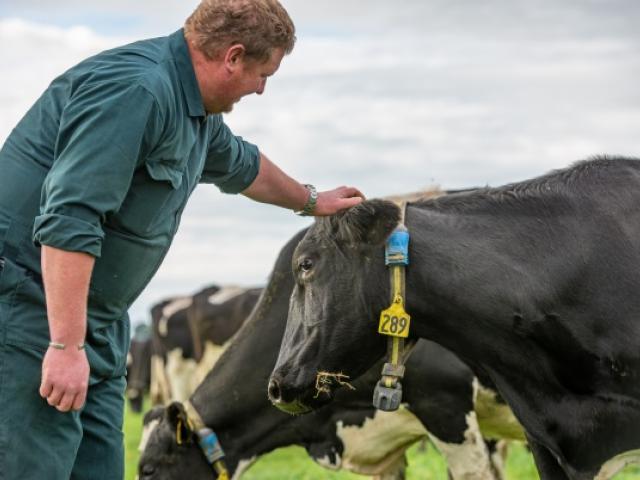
left=112, top=158, right=187, bottom=236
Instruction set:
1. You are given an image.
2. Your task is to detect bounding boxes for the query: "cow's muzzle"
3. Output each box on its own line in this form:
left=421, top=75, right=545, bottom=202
left=267, top=378, right=313, bottom=414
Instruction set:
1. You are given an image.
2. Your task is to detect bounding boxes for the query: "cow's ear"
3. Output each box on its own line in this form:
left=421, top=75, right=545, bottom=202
left=166, top=401, right=194, bottom=445
left=330, top=199, right=401, bottom=246
left=143, top=406, right=165, bottom=426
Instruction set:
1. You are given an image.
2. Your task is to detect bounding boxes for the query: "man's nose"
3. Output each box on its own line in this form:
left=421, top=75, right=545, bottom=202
left=256, top=79, right=266, bottom=95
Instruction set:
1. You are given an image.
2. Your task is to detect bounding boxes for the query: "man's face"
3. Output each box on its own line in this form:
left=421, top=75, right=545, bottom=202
left=205, top=47, right=285, bottom=114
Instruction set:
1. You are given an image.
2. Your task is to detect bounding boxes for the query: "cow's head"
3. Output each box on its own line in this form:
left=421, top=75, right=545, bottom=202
left=268, top=199, right=401, bottom=413
left=136, top=400, right=363, bottom=479
left=138, top=403, right=213, bottom=479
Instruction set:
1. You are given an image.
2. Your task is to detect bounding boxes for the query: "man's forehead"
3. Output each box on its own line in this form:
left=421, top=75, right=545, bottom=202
left=250, top=47, right=285, bottom=72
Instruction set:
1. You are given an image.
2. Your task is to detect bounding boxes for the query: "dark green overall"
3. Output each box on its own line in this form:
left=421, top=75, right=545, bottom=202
left=0, top=29, right=259, bottom=479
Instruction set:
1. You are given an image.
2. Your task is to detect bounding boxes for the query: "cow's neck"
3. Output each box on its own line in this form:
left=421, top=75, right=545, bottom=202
left=188, top=297, right=289, bottom=447
left=402, top=204, right=521, bottom=359
left=401, top=202, right=566, bottom=418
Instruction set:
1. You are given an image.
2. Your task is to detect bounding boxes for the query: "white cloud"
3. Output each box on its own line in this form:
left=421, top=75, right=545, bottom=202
left=0, top=18, right=127, bottom=140
left=1, top=3, right=639, bottom=323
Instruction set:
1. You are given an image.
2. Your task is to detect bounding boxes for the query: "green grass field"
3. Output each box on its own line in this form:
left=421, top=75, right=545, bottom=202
left=125, top=398, right=640, bottom=479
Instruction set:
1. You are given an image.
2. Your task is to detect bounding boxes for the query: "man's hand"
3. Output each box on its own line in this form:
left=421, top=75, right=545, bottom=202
left=241, top=153, right=365, bottom=215
left=314, top=186, right=365, bottom=216
left=39, top=346, right=90, bottom=412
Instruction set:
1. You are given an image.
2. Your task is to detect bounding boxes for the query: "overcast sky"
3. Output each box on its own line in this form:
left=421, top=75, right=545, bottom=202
left=1, top=1, right=639, bottom=325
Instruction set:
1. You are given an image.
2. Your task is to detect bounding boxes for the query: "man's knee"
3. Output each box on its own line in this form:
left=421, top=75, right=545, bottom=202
left=71, top=376, right=126, bottom=480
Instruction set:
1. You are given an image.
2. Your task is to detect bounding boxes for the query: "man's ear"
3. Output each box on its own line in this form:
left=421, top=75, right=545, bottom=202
left=224, top=44, right=246, bottom=72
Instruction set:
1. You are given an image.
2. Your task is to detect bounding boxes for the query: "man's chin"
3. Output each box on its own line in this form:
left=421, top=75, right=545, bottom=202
left=205, top=103, right=234, bottom=115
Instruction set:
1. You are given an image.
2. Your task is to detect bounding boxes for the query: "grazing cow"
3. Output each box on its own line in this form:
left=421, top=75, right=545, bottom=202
left=269, top=157, right=640, bottom=479
left=138, top=227, right=525, bottom=480
left=149, top=295, right=196, bottom=404
left=149, top=285, right=262, bottom=406
left=126, top=323, right=153, bottom=412
left=187, top=284, right=262, bottom=362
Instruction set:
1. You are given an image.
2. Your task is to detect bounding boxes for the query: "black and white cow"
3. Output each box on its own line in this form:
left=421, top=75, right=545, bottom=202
left=147, top=284, right=261, bottom=405
left=149, top=295, right=197, bottom=404
left=187, top=284, right=262, bottom=363
left=138, top=228, right=525, bottom=480
left=269, top=157, right=640, bottom=479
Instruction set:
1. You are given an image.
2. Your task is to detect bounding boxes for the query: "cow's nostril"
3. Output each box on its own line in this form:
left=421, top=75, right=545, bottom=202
left=268, top=378, right=282, bottom=402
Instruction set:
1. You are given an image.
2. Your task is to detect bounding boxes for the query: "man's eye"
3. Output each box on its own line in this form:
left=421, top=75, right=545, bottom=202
left=299, top=258, right=313, bottom=272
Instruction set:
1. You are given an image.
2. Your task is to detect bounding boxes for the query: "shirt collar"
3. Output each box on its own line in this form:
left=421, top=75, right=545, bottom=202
left=169, top=29, right=206, bottom=118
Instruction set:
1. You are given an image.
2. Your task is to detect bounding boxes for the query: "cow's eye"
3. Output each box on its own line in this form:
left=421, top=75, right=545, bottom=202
left=140, top=463, right=156, bottom=477
left=299, top=258, right=313, bottom=272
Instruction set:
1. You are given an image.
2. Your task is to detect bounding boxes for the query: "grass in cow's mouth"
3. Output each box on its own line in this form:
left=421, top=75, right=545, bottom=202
left=273, top=398, right=313, bottom=415
left=314, top=371, right=356, bottom=398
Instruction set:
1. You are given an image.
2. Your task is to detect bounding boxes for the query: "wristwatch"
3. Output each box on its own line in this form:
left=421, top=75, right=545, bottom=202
left=294, top=184, right=317, bottom=216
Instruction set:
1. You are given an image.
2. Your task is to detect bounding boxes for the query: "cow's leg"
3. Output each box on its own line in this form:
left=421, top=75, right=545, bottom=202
left=428, top=411, right=500, bottom=480
left=127, top=388, right=144, bottom=413
left=165, top=348, right=198, bottom=402
left=595, top=450, right=640, bottom=479
left=528, top=439, right=570, bottom=480
left=372, top=454, right=406, bottom=480
left=487, top=440, right=508, bottom=480
left=150, top=354, right=172, bottom=405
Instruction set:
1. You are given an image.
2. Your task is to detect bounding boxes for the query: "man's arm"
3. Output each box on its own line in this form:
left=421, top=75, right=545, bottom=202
left=242, top=152, right=364, bottom=215
left=38, top=245, right=93, bottom=412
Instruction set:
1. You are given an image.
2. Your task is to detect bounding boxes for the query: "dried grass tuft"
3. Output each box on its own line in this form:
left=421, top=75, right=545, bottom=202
left=314, top=371, right=356, bottom=398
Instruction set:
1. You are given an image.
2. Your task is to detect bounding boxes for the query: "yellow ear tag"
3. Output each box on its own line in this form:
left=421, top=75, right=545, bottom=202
left=176, top=420, right=183, bottom=445
left=378, top=300, right=411, bottom=338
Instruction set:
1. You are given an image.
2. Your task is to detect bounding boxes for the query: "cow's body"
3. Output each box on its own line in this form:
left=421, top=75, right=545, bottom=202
left=188, top=284, right=262, bottom=362
left=269, top=157, right=640, bottom=479
left=144, top=285, right=261, bottom=405
left=126, top=324, right=153, bottom=412
left=149, top=296, right=196, bottom=404
left=138, top=228, right=525, bottom=480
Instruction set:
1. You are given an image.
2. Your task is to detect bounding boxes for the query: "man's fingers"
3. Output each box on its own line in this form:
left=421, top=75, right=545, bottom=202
left=314, top=187, right=366, bottom=216
left=57, top=392, right=76, bottom=413
left=339, top=186, right=365, bottom=200
left=72, top=388, right=87, bottom=411
left=39, top=349, right=90, bottom=412
left=46, top=387, right=64, bottom=407
left=39, top=380, right=53, bottom=399
left=339, top=196, right=364, bottom=209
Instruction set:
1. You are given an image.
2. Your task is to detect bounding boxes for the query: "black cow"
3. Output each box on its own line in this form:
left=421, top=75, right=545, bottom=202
left=187, top=285, right=262, bottom=362
left=138, top=228, right=525, bottom=480
left=126, top=323, right=153, bottom=412
left=269, top=157, right=640, bottom=479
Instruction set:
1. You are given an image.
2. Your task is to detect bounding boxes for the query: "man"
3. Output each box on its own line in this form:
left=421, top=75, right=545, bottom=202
left=0, top=0, right=363, bottom=478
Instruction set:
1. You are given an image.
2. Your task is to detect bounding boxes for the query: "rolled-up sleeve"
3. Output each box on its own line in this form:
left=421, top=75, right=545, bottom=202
left=200, top=115, right=260, bottom=194
left=33, top=82, right=161, bottom=257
